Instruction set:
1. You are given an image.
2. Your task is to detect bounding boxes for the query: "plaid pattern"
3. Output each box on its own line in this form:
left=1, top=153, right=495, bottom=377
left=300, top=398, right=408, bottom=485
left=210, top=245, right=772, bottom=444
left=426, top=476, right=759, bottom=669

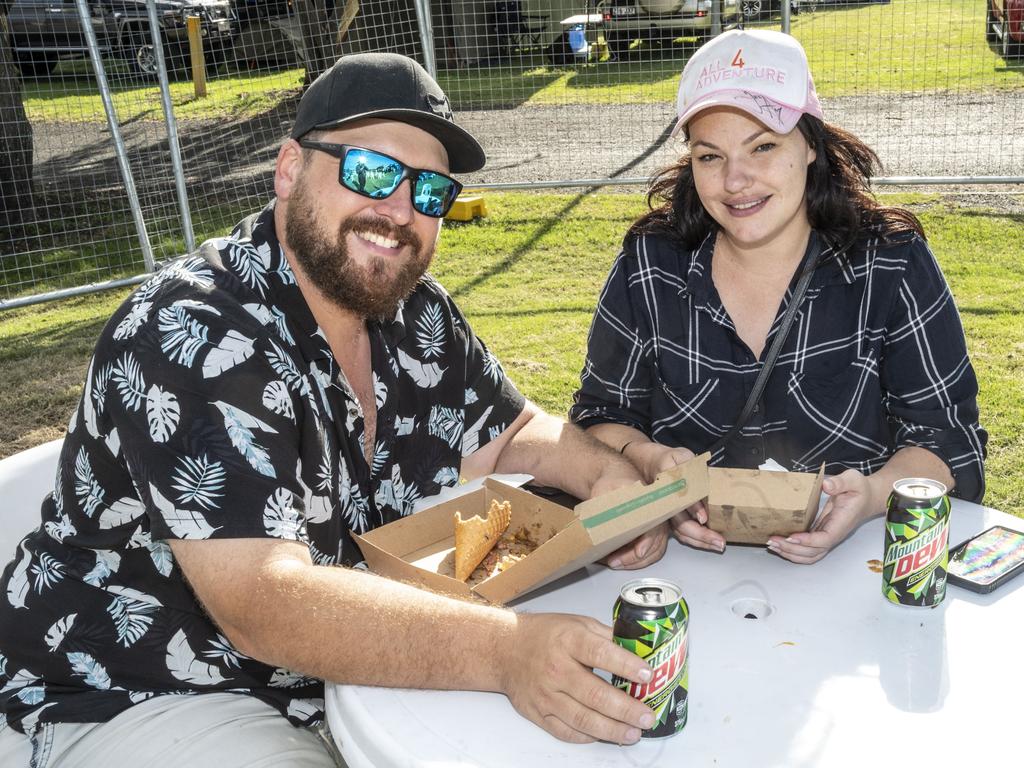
left=570, top=230, right=986, bottom=501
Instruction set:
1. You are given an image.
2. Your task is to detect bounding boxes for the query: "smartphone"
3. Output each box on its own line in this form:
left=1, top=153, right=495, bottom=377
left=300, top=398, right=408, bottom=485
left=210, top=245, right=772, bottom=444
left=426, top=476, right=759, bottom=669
left=947, top=525, right=1024, bottom=594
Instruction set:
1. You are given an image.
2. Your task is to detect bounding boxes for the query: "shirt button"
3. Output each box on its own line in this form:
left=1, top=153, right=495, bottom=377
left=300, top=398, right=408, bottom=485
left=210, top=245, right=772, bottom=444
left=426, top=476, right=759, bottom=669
left=752, top=403, right=759, bottom=414
left=750, top=447, right=760, bottom=456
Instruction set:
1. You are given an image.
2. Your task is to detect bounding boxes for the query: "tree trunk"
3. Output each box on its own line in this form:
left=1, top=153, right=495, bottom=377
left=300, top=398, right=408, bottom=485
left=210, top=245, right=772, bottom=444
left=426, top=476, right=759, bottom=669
left=0, top=6, right=35, bottom=251
left=294, top=0, right=342, bottom=86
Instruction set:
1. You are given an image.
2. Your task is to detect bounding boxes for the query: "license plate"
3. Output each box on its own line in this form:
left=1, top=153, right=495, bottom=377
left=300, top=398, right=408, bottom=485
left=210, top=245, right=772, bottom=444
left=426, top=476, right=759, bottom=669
left=611, top=6, right=637, bottom=16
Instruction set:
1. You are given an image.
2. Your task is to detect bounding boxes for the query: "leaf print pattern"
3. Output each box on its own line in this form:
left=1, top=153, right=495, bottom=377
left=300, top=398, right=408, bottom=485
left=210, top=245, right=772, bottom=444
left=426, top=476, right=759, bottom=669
left=31, top=553, right=66, bottom=593
left=146, top=384, right=180, bottom=442
left=166, top=629, right=229, bottom=686
left=227, top=240, right=272, bottom=296
left=171, top=455, right=226, bottom=511
left=74, top=447, right=105, bottom=518
left=98, top=496, right=146, bottom=530
left=212, top=400, right=278, bottom=478
left=203, top=634, right=246, bottom=669
left=149, top=483, right=219, bottom=539
left=286, top=697, right=323, bottom=723
left=415, top=301, right=446, bottom=359
left=265, top=340, right=312, bottom=397
left=106, top=586, right=162, bottom=647
left=203, top=330, right=255, bottom=379
left=262, top=380, right=295, bottom=421
left=66, top=652, right=111, bottom=689
left=112, top=353, right=147, bottom=411
left=433, top=466, right=459, bottom=486
left=45, top=614, right=78, bottom=652
left=83, top=550, right=121, bottom=586
left=427, top=405, right=463, bottom=450
left=158, top=304, right=211, bottom=368
left=113, top=300, right=152, bottom=341
left=263, top=488, right=302, bottom=538
left=397, top=348, right=446, bottom=388
left=6, top=542, right=31, bottom=609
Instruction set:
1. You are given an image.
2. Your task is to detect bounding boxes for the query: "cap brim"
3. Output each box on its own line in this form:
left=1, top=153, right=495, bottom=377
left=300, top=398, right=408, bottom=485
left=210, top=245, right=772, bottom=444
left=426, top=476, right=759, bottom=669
left=672, top=90, right=804, bottom=138
left=311, top=108, right=486, bottom=174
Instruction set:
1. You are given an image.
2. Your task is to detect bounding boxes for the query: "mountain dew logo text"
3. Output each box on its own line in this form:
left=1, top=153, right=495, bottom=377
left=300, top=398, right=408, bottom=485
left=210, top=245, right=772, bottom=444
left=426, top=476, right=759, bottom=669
left=623, top=630, right=687, bottom=706
left=884, top=520, right=949, bottom=583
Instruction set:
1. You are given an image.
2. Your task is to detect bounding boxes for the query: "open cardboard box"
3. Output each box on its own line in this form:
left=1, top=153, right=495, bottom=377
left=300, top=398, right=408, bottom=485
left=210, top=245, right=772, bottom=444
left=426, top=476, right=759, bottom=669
left=705, top=464, right=825, bottom=545
left=353, top=455, right=709, bottom=605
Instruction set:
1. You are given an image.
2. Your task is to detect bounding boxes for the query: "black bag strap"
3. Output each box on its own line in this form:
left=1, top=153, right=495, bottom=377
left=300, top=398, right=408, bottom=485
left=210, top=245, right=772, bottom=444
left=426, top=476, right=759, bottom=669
left=706, top=238, right=823, bottom=456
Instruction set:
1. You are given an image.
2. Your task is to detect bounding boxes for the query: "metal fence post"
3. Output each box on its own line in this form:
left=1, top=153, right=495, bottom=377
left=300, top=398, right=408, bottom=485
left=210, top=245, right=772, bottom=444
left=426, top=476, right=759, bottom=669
left=147, top=0, right=196, bottom=254
left=413, top=0, right=436, bottom=79
left=74, top=0, right=156, bottom=274
left=711, top=0, right=722, bottom=37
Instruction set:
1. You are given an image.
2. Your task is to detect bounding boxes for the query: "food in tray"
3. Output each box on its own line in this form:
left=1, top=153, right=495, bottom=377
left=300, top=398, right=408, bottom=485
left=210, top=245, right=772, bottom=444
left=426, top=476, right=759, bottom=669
left=454, top=499, right=512, bottom=582
left=465, top=520, right=548, bottom=588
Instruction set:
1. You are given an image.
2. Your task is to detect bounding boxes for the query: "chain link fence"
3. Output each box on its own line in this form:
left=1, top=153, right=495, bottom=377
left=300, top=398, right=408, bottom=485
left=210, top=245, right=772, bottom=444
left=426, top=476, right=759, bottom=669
left=1, top=0, right=1021, bottom=308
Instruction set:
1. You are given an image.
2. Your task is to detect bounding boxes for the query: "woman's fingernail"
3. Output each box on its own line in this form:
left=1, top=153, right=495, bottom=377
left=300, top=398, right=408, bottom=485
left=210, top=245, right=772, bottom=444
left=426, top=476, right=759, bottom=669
left=785, top=537, right=798, bottom=544
left=716, top=541, right=725, bottom=552
left=766, top=541, right=779, bottom=550
left=608, top=558, right=622, bottom=568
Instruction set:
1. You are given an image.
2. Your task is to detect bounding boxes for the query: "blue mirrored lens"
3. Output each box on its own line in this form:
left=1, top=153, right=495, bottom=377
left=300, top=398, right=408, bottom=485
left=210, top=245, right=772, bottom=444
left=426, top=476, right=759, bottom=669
left=413, top=172, right=457, bottom=217
left=342, top=149, right=403, bottom=197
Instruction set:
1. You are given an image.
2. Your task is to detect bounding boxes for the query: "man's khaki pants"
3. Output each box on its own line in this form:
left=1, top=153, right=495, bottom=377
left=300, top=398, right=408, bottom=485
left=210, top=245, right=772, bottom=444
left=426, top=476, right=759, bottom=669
left=0, top=693, right=341, bottom=768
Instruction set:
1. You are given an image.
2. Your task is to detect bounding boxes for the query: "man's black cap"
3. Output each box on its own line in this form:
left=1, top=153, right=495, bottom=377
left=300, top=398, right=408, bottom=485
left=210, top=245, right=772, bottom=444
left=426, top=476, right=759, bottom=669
left=290, top=53, right=485, bottom=174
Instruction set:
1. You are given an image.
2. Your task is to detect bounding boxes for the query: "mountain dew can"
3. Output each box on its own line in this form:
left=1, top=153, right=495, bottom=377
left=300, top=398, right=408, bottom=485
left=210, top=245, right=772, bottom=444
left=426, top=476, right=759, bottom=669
left=882, top=478, right=950, bottom=608
left=611, top=578, right=688, bottom=738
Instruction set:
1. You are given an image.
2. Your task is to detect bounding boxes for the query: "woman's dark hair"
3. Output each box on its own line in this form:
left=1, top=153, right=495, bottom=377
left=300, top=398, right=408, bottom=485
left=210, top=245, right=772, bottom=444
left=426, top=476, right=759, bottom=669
left=630, top=114, right=924, bottom=251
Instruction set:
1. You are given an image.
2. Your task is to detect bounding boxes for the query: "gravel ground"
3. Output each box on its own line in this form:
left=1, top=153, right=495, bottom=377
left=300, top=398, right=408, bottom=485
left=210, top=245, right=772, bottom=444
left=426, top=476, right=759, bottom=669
left=27, top=88, right=1024, bottom=214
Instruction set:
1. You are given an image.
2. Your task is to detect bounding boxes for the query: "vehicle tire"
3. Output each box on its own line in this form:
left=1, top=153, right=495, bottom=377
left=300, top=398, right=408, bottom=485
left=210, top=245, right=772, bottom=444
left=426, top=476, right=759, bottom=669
left=1002, top=17, right=1023, bottom=59
left=129, top=33, right=160, bottom=78
left=16, top=52, right=57, bottom=78
left=986, top=4, right=998, bottom=44
left=741, top=0, right=765, bottom=20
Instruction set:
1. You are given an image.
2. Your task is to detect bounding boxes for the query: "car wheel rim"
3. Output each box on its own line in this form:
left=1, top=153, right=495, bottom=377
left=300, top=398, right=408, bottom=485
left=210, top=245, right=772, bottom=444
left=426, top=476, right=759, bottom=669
left=136, top=44, right=157, bottom=74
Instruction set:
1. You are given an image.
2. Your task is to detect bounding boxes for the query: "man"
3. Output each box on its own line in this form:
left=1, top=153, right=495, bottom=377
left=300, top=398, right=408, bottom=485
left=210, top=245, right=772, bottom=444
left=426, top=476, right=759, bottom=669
left=0, top=54, right=675, bottom=766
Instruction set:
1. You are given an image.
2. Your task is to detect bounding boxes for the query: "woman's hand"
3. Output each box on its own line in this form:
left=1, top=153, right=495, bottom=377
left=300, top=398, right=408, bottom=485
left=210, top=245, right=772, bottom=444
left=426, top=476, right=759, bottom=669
left=767, top=469, right=880, bottom=564
left=603, top=521, right=670, bottom=570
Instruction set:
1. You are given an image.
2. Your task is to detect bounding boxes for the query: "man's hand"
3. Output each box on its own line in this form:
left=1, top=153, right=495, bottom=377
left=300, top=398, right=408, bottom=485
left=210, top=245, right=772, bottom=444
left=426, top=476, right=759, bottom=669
left=767, top=469, right=877, bottom=564
left=501, top=613, right=655, bottom=744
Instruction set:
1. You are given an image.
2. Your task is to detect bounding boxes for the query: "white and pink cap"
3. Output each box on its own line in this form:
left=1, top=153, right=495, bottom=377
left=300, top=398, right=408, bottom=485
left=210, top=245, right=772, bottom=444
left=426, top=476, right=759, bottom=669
left=671, top=29, right=824, bottom=137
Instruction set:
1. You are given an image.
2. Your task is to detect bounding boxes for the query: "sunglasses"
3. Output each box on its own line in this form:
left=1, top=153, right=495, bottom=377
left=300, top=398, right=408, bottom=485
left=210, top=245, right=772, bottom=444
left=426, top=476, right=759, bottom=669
left=298, top=140, right=463, bottom=218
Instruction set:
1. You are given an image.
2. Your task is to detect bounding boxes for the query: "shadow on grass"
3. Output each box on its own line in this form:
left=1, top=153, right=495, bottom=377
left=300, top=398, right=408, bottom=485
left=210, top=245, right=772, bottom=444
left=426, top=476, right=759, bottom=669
left=0, top=313, right=110, bottom=363
left=449, top=116, right=676, bottom=301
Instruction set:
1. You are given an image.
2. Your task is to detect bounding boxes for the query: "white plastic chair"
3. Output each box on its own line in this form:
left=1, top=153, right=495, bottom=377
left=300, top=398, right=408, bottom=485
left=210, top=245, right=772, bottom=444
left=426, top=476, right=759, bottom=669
left=0, top=438, right=63, bottom=561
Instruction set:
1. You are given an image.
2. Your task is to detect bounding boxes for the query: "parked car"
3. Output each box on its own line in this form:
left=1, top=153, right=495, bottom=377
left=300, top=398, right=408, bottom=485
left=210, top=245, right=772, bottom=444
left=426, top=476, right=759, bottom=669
left=739, top=0, right=815, bottom=20
left=7, top=0, right=113, bottom=77
left=596, top=0, right=742, bottom=58
left=7, top=0, right=233, bottom=78
left=987, top=0, right=1023, bottom=59
left=105, top=0, right=235, bottom=76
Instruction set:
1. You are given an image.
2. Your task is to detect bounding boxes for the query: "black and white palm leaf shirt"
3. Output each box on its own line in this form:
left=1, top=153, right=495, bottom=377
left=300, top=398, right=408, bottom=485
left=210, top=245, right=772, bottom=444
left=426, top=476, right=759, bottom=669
left=570, top=229, right=986, bottom=500
left=0, top=202, right=525, bottom=734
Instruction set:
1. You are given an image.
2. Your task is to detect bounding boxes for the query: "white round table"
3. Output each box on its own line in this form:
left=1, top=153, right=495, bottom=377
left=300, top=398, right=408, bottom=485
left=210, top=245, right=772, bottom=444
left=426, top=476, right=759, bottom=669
left=326, top=499, right=1022, bottom=767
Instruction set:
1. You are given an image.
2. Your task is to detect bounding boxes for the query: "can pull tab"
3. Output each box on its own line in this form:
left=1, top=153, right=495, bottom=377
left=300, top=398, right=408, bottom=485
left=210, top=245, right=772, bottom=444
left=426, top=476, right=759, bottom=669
left=636, top=587, right=664, bottom=604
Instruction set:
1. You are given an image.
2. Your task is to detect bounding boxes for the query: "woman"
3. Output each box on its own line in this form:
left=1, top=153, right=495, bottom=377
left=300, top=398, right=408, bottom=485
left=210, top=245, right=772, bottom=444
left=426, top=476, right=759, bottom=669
left=570, top=29, right=986, bottom=563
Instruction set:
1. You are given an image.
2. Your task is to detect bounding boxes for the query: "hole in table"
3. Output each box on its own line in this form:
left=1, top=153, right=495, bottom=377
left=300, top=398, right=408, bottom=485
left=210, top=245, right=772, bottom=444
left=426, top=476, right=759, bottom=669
left=730, top=598, right=773, bottom=620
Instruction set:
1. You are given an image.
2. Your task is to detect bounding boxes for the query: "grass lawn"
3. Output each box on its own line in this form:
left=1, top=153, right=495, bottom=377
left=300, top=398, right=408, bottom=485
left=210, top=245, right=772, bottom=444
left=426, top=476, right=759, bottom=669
left=1, top=190, right=1021, bottom=515
left=21, top=0, right=1022, bottom=122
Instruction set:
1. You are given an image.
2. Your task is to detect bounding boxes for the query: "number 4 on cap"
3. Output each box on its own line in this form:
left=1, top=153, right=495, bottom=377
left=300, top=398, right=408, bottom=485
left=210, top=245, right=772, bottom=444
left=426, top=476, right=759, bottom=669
left=731, top=49, right=745, bottom=68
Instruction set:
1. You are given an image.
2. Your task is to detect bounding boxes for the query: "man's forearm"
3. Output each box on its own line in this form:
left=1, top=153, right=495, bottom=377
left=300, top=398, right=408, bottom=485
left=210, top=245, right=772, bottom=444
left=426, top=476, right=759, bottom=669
left=492, top=412, right=641, bottom=500
left=177, top=539, right=516, bottom=692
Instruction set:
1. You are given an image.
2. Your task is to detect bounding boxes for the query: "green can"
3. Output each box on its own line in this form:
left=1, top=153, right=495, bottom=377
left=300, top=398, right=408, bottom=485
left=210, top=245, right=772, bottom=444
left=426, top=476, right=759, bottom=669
left=611, top=578, right=689, bottom=738
left=882, top=478, right=950, bottom=608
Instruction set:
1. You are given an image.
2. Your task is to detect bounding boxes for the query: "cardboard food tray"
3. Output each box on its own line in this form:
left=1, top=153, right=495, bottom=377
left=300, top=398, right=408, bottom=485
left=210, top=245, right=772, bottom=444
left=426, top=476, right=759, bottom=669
left=353, top=454, right=710, bottom=605
left=705, top=464, right=825, bottom=545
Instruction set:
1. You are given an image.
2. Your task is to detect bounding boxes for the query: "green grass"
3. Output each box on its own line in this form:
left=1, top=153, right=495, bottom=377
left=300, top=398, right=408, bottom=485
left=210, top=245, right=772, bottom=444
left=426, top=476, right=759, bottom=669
left=21, top=0, right=1023, bottom=121
left=2, top=190, right=1021, bottom=514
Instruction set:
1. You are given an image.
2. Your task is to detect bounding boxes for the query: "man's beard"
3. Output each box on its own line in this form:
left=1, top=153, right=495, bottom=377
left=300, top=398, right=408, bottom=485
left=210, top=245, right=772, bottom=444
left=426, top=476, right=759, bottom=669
left=284, top=177, right=434, bottom=320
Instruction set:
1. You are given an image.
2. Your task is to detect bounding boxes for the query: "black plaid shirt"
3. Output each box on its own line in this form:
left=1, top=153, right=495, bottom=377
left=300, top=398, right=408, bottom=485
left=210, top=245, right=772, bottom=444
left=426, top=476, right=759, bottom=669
left=570, top=230, right=986, bottom=500
left=0, top=203, right=525, bottom=734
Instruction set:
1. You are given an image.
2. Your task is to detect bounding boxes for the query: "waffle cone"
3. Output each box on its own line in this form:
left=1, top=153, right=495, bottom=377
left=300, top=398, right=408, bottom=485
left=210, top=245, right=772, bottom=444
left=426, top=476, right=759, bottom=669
left=454, top=499, right=512, bottom=582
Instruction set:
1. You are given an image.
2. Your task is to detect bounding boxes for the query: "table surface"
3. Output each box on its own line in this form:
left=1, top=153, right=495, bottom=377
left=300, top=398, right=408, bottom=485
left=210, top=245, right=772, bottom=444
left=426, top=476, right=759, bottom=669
left=327, top=499, right=1021, bottom=767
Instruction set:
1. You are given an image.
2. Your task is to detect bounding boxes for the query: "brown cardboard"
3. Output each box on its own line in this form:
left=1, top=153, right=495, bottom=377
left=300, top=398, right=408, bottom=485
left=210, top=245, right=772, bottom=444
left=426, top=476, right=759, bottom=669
left=353, top=454, right=710, bottom=605
left=705, top=464, right=825, bottom=545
